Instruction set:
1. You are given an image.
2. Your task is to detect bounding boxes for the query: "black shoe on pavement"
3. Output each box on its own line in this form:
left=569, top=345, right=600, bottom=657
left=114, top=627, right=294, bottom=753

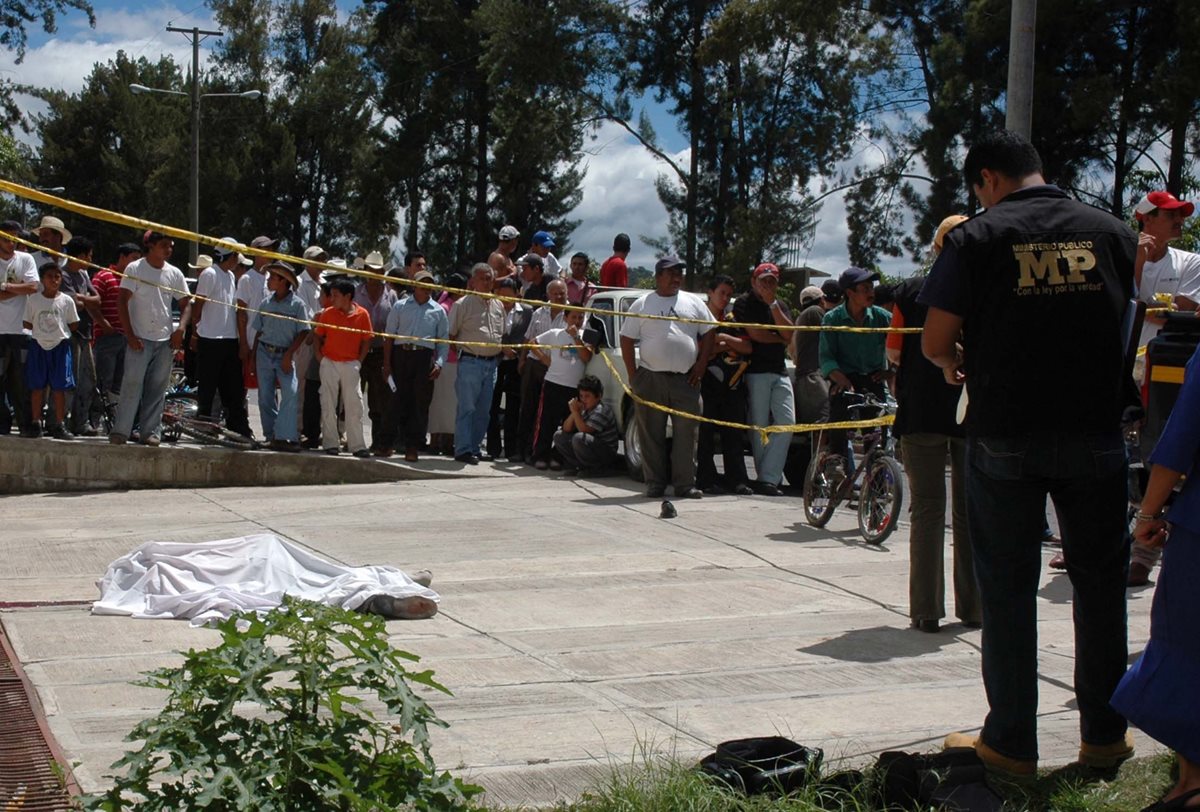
left=753, top=481, right=784, bottom=497
left=454, top=453, right=479, bottom=465
left=353, top=449, right=372, bottom=458
left=733, top=483, right=755, bottom=496
left=27, top=423, right=43, bottom=438
left=678, top=487, right=703, bottom=499
left=50, top=425, right=74, bottom=440
left=324, top=447, right=340, bottom=455
left=702, top=483, right=727, bottom=495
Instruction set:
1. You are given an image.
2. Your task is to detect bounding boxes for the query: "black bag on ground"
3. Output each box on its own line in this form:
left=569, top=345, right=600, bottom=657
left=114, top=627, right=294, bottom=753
left=876, top=748, right=1004, bottom=811
left=698, top=736, right=822, bottom=796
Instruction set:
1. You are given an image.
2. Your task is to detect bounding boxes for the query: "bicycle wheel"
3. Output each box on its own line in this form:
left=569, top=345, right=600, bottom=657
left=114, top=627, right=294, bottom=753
left=858, top=455, right=904, bottom=545
left=803, top=451, right=846, bottom=528
left=161, top=396, right=198, bottom=443
left=175, top=416, right=257, bottom=450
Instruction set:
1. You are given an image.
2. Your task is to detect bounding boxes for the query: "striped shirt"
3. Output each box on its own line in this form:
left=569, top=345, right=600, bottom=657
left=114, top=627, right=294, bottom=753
left=93, top=268, right=124, bottom=336
left=582, top=401, right=619, bottom=452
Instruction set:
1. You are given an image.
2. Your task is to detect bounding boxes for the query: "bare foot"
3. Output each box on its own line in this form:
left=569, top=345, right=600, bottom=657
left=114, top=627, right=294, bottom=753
left=410, top=569, right=433, bottom=587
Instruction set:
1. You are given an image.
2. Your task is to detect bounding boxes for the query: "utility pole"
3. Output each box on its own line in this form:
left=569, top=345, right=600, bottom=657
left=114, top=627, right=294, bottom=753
left=167, top=25, right=223, bottom=265
left=1005, top=0, right=1036, bottom=138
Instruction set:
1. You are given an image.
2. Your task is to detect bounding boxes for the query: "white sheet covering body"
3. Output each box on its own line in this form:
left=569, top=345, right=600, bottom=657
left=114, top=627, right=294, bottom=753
left=93, top=534, right=438, bottom=626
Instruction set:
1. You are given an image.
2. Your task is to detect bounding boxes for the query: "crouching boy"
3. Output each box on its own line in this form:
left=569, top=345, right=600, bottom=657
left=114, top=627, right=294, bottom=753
left=552, top=374, right=618, bottom=476
left=23, top=261, right=79, bottom=439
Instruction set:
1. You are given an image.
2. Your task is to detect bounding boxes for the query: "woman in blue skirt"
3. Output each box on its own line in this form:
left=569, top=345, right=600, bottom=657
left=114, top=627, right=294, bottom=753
left=1112, top=341, right=1200, bottom=811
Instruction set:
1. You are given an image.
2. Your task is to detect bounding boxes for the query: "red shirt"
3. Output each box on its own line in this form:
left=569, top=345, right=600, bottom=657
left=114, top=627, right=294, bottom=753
left=93, top=267, right=125, bottom=336
left=599, top=255, right=628, bottom=288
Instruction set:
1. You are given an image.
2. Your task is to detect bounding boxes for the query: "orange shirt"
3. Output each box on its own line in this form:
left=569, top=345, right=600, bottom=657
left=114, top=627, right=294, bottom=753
left=886, top=307, right=905, bottom=352
left=316, top=304, right=372, bottom=362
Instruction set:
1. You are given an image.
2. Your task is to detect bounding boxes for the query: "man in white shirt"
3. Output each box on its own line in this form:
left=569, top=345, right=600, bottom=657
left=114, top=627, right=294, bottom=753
left=237, top=235, right=277, bottom=368
left=1133, top=190, right=1200, bottom=349
left=529, top=231, right=562, bottom=278
left=32, top=215, right=71, bottom=270
left=0, top=220, right=39, bottom=435
left=619, top=255, right=717, bottom=498
left=110, top=232, right=192, bottom=445
left=190, top=244, right=251, bottom=437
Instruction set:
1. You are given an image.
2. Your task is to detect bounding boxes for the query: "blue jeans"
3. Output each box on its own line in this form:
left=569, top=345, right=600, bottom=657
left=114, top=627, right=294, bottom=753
left=454, top=354, right=497, bottom=456
left=745, top=372, right=795, bottom=486
left=256, top=344, right=299, bottom=442
left=966, top=432, right=1129, bottom=761
left=114, top=339, right=175, bottom=440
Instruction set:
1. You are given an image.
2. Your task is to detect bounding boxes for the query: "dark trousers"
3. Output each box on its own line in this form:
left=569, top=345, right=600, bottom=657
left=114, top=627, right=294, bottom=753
left=828, top=373, right=887, bottom=474
left=488, top=357, right=521, bottom=458
left=0, top=333, right=30, bottom=434
left=533, top=380, right=576, bottom=461
left=696, top=375, right=750, bottom=489
left=553, top=428, right=618, bottom=471
left=391, top=348, right=436, bottom=451
left=966, top=432, right=1129, bottom=761
left=633, top=367, right=700, bottom=492
left=360, top=348, right=394, bottom=450
left=196, top=337, right=251, bottom=437
left=517, top=360, right=547, bottom=458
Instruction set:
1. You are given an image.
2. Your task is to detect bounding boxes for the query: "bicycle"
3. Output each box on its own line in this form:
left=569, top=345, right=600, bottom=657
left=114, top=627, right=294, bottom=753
left=802, top=392, right=905, bottom=545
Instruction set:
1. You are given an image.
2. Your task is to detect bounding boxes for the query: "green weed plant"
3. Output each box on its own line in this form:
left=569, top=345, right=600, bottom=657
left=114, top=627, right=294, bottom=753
left=84, top=596, right=480, bottom=811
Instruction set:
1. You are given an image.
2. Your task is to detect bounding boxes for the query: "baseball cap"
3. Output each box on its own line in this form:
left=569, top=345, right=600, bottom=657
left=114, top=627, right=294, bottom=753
left=1134, top=191, right=1195, bottom=221
left=213, top=236, right=242, bottom=259
left=412, top=269, right=434, bottom=283
left=499, top=225, right=520, bottom=241
left=799, top=285, right=823, bottom=306
left=655, top=254, right=685, bottom=274
left=752, top=262, right=780, bottom=280
left=516, top=253, right=544, bottom=268
left=303, top=245, right=328, bottom=261
left=839, top=266, right=880, bottom=290
left=531, top=230, right=555, bottom=248
left=821, top=279, right=844, bottom=302
left=250, top=235, right=280, bottom=249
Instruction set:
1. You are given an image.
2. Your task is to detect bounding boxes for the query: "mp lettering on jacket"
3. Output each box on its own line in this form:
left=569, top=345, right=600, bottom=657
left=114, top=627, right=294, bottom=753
left=1011, top=241, right=1102, bottom=295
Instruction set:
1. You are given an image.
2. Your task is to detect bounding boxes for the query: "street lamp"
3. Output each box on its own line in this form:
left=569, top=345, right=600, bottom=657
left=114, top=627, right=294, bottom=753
left=128, top=28, right=262, bottom=264
left=18, top=186, right=66, bottom=224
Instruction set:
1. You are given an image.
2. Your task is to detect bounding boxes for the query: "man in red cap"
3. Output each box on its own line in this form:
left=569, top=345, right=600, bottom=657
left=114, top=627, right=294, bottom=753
left=732, top=262, right=796, bottom=496
left=1133, top=191, right=1200, bottom=350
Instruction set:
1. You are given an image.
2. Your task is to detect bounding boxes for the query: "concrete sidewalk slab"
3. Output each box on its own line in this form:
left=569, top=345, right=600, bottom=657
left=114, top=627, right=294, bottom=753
left=0, top=476, right=1160, bottom=807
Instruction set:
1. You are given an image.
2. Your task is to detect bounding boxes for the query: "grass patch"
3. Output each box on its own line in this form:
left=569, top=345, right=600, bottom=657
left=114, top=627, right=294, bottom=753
left=513, top=750, right=1177, bottom=811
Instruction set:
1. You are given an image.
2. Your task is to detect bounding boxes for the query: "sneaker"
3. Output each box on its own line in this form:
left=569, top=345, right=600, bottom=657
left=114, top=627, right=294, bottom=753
left=144, top=434, right=161, bottom=447
left=50, top=425, right=74, bottom=440
left=108, top=432, right=127, bottom=445
left=1078, top=731, right=1134, bottom=769
left=944, top=732, right=1036, bottom=778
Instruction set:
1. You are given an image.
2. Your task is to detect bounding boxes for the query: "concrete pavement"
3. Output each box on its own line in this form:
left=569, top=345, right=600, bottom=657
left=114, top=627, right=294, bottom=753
left=0, top=467, right=1160, bottom=807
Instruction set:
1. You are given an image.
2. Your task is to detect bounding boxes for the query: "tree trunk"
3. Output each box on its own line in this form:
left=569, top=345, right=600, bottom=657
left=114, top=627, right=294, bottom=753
left=685, top=0, right=703, bottom=290
left=473, top=73, right=490, bottom=262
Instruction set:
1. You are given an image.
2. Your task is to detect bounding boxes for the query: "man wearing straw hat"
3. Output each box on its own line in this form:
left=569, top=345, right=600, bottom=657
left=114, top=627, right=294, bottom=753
left=251, top=261, right=310, bottom=450
left=32, top=215, right=71, bottom=271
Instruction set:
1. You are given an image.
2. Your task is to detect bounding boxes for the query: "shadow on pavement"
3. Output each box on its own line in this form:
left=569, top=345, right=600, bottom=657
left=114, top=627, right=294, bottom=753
left=798, top=623, right=968, bottom=663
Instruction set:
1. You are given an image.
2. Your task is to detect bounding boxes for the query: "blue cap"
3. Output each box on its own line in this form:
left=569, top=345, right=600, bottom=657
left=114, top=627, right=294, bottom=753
left=532, top=230, right=555, bottom=248
left=655, top=254, right=686, bottom=274
left=838, top=266, right=880, bottom=290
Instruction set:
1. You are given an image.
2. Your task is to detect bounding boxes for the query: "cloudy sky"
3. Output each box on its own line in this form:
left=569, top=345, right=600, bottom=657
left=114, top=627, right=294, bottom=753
left=2, top=0, right=919, bottom=278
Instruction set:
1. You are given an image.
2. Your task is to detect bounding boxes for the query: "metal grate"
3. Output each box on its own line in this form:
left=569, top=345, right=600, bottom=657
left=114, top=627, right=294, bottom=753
left=0, top=619, right=77, bottom=811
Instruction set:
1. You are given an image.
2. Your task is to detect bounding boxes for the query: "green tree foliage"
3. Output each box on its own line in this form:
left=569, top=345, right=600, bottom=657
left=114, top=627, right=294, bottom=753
left=32, top=52, right=190, bottom=252
left=0, top=0, right=95, bottom=131
left=207, top=0, right=384, bottom=256
left=852, top=0, right=1200, bottom=268
left=619, top=0, right=886, bottom=287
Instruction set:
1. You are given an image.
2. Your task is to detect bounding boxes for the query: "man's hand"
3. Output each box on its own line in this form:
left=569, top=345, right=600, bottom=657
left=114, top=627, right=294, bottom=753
left=98, top=318, right=115, bottom=334
left=568, top=397, right=582, bottom=413
left=1136, top=232, right=1158, bottom=265
left=126, top=334, right=144, bottom=353
left=428, top=364, right=441, bottom=380
left=828, top=369, right=852, bottom=395
left=169, top=327, right=185, bottom=350
left=239, top=340, right=251, bottom=361
left=688, top=359, right=705, bottom=388
left=282, top=352, right=293, bottom=374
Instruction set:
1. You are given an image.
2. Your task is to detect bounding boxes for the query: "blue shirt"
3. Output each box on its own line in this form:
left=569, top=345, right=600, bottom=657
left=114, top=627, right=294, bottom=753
left=1150, top=342, right=1200, bottom=535
left=385, top=297, right=450, bottom=368
left=251, top=292, right=310, bottom=350
left=818, top=302, right=891, bottom=377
